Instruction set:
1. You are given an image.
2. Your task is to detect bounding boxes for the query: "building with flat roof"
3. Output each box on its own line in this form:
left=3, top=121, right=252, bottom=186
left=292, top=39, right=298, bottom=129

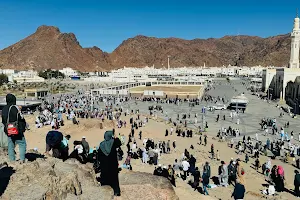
left=24, top=88, right=49, bottom=98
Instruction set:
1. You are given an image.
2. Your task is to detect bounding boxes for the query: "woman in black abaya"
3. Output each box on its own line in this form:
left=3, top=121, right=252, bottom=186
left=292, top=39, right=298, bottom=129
left=98, top=130, right=122, bottom=196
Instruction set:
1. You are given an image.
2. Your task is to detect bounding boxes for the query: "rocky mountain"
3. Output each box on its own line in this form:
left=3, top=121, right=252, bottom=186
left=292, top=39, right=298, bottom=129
left=0, top=25, right=292, bottom=71
left=0, top=26, right=111, bottom=72
left=110, top=34, right=290, bottom=67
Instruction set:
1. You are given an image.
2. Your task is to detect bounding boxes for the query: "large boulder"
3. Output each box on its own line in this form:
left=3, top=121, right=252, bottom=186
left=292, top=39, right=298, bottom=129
left=0, top=151, right=178, bottom=200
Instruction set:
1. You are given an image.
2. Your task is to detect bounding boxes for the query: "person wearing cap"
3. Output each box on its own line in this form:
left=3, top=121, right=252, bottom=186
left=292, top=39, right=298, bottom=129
left=81, top=136, right=90, bottom=157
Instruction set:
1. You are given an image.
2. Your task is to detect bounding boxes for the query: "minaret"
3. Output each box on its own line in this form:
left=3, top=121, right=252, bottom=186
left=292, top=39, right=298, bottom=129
left=289, top=9, right=300, bottom=68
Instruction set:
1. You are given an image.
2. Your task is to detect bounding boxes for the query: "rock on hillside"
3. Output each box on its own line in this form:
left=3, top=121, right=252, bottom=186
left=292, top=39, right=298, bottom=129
left=0, top=149, right=178, bottom=200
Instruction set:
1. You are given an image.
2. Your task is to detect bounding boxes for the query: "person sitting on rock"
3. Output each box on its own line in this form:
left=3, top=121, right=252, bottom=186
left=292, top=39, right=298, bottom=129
left=69, top=140, right=86, bottom=163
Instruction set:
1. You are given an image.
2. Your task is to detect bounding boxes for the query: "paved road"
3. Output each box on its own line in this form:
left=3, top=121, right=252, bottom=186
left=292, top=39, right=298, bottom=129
left=92, top=79, right=300, bottom=143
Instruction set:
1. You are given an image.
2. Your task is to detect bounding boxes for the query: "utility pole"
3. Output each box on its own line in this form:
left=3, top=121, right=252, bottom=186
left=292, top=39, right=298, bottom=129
left=167, top=56, right=170, bottom=70
left=201, top=107, right=206, bottom=132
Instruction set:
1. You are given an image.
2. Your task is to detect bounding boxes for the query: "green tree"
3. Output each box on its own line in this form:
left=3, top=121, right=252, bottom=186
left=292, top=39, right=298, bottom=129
left=38, top=69, right=65, bottom=79
left=0, top=74, right=8, bottom=86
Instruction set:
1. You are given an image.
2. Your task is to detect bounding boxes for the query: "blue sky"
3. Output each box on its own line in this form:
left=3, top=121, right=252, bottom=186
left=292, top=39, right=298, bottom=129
left=0, top=0, right=299, bottom=52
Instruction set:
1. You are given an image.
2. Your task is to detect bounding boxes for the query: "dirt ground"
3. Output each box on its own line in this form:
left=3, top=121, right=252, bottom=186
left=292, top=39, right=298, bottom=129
left=18, top=113, right=299, bottom=200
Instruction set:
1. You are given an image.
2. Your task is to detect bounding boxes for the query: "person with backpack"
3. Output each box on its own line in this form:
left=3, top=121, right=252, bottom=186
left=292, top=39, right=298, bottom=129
left=1, top=94, right=27, bottom=162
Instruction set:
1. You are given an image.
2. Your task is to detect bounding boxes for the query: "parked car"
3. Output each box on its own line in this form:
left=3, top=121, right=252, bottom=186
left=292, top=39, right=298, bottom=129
left=212, top=104, right=226, bottom=110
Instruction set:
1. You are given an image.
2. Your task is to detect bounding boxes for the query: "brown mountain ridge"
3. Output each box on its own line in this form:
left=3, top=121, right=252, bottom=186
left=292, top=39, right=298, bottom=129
left=0, top=25, right=291, bottom=71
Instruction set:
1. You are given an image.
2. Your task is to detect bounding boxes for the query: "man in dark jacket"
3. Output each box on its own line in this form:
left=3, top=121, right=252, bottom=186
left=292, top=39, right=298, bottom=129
left=231, top=182, right=245, bottom=200
left=1, top=94, right=27, bottom=162
left=45, top=126, right=64, bottom=159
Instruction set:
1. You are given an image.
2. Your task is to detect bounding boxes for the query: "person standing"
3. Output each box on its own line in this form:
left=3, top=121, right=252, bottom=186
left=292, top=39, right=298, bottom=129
left=210, top=144, right=215, bottom=159
left=204, top=135, right=207, bottom=146
left=181, top=158, right=190, bottom=180
left=166, top=140, right=171, bottom=153
left=219, top=161, right=228, bottom=187
left=228, top=161, right=237, bottom=186
left=172, top=140, right=176, bottom=152
left=139, top=131, right=142, bottom=140
left=216, top=150, right=220, bottom=161
left=294, top=170, right=300, bottom=197
left=98, top=130, right=122, bottom=196
left=1, top=94, right=27, bottom=162
left=199, top=135, right=202, bottom=145
left=202, top=170, right=210, bottom=195
left=81, top=136, right=90, bottom=156
left=203, top=162, right=211, bottom=179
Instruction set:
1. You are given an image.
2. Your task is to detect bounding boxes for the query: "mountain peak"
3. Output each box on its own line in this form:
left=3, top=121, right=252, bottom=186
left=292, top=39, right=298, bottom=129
left=0, top=25, right=292, bottom=71
left=36, top=25, right=60, bottom=34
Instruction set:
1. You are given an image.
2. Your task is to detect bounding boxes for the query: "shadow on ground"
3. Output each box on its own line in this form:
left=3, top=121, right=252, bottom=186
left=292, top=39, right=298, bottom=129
left=0, top=165, right=15, bottom=196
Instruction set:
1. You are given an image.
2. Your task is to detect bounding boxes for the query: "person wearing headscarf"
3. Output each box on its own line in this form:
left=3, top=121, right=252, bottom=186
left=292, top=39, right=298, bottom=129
left=98, top=130, right=122, bottom=196
left=294, top=170, right=300, bottom=197
left=1, top=94, right=27, bottom=162
left=276, top=166, right=285, bottom=192
left=265, top=158, right=272, bottom=181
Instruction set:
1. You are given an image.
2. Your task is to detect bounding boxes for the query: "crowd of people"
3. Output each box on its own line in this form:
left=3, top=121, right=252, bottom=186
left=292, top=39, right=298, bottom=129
left=2, top=81, right=300, bottom=200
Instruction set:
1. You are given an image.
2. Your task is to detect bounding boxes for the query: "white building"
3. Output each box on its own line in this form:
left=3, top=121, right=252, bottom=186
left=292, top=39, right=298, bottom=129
left=59, top=67, right=78, bottom=77
left=8, top=69, right=45, bottom=83
left=0, top=69, right=15, bottom=75
left=262, top=13, right=300, bottom=113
